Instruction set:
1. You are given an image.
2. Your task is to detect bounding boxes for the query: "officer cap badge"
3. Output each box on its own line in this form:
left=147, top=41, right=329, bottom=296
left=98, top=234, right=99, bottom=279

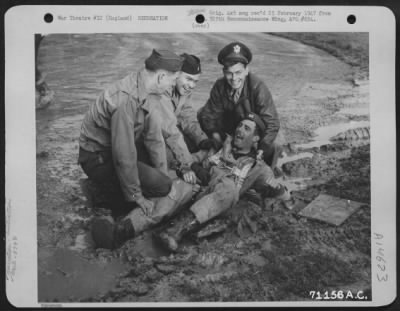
left=233, top=44, right=241, bottom=54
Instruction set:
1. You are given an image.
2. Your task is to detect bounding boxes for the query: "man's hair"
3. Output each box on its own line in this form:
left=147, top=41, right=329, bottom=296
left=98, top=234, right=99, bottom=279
left=223, top=60, right=248, bottom=70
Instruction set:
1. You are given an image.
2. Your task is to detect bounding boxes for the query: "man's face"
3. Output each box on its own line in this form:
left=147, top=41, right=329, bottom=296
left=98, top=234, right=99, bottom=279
left=233, top=119, right=259, bottom=150
left=176, top=72, right=200, bottom=96
left=223, top=62, right=249, bottom=90
left=157, top=71, right=179, bottom=94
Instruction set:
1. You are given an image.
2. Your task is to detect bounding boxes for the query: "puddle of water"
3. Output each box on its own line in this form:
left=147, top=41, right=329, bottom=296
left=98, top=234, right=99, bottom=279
left=297, top=120, right=370, bottom=149
left=38, top=248, right=127, bottom=302
left=277, top=152, right=314, bottom=167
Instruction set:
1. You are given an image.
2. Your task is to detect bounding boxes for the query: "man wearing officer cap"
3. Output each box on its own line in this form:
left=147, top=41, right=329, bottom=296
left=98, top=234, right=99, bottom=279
left=79, top=49, right=188, bottom=247
left=198, top=42, right=282, bottom=170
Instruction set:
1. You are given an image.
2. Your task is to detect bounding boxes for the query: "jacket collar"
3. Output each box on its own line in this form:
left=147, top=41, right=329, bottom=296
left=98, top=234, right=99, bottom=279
left=137, top=69, right=149, bottom=103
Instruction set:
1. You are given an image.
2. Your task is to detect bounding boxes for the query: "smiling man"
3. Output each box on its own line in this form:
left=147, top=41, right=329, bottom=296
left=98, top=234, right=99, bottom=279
left=198, top=42, right=282, bottom=169
left=152, top=53, right=209, bottom=184
left=156, top=113, right=291, bottom=252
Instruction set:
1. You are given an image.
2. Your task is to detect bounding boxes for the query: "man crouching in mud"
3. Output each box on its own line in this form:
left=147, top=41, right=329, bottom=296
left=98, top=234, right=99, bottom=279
left=91, top=113, right=290, bottom=251
left=78, top=49, right=193, bottom=248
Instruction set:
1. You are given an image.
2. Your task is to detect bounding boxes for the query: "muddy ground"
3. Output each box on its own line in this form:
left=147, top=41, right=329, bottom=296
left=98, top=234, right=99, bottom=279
left=36, top=33, right=370, bottom=303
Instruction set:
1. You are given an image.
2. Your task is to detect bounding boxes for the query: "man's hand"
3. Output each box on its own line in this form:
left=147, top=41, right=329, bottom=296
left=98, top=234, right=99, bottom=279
left=198, top=138, right=222, bottom=151
left=191, top=162, right=211, bottom=186
left=212, top=132, right=222, bottom=143
left=183, top=170, right=197, bottom=184
left=135, top=195, right=155, bottom=217
left=176, top=166, right=197, bottom=184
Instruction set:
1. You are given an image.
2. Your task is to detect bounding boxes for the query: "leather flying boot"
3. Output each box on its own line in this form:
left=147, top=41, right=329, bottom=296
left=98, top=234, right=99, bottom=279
left=91, top=216, right=135, bottom=249
left=155, top=211, right=200, bottom=252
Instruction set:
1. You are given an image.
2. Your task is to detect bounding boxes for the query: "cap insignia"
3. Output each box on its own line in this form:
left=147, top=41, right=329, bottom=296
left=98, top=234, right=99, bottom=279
left=233, top=44, right=241, bottom=54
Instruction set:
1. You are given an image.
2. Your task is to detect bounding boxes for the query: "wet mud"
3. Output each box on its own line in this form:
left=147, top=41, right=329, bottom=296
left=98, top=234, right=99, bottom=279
left=36, top=33, right=370, bottom=302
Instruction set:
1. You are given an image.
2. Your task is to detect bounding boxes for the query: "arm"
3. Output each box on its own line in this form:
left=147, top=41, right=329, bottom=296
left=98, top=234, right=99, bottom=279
left=143, top=109, right=169, bottom=175
left=111, top=97, right=142, bottom=202
left=250, top=164, right=290, bottom=200
left=177, top=98, right=208, bottom=146
left=148, top=95, right=194, bottom=174
left=254, top=83, right=280, bottom=145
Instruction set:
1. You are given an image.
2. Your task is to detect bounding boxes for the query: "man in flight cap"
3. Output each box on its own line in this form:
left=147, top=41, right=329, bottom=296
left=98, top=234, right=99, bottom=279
left=198, top=42, right=282, bottom=170
left=79, top=49, right=183, bottom=223
left=152, top=53, right=209, bottom=185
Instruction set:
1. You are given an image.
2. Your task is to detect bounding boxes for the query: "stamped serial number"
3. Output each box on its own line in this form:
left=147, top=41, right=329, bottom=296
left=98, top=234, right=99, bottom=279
left=309, top=290, right=368, bottom=300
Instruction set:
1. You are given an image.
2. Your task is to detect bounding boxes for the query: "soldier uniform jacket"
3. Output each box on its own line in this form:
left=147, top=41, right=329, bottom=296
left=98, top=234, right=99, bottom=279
left=198, top=72, right=280, bottom=145
left=79, top=70, right=167, bottom=201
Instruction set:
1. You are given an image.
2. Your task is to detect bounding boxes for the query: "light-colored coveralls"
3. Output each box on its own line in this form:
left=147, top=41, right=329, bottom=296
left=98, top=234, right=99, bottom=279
left=124, top=136, right=284, bottom=234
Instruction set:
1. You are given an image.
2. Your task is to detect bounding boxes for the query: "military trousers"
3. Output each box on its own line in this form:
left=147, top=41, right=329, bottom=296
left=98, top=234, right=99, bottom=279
left=78, top=147, right=172, bottom=209
left=190, top=161, right=275, bottom=224
left=123, top=179, right=196, bottom=234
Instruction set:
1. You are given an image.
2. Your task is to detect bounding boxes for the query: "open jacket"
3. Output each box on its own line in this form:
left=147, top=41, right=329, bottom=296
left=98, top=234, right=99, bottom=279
left=198, top=72, right=280, bottom=145
left=79, top=70, right=167, bottom=201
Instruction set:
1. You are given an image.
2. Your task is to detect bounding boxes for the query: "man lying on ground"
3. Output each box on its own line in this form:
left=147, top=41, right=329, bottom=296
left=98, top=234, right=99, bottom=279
left=91, top=113, right=290, bottom=250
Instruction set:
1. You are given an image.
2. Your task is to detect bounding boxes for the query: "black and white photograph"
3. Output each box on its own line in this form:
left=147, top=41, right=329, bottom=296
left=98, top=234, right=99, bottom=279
left=5, top=5, right=396, bottom=307
left=34, top=31, right=372, bottom=302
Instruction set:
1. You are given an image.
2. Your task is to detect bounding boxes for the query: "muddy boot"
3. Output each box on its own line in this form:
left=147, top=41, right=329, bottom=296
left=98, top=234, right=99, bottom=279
left=155, top=212, right=200, bottom=252
left=91, top=216, right=135, bottom=249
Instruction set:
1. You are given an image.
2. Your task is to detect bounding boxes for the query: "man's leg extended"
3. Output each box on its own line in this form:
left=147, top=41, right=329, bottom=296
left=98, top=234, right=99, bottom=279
left=91, top=179, right=196, bottom=249
left=158, top=176, right=239, bottom=251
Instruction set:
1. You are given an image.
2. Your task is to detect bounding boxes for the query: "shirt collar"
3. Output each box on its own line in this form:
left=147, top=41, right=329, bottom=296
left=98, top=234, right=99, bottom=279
left=228, top=80, right=245, bottom=103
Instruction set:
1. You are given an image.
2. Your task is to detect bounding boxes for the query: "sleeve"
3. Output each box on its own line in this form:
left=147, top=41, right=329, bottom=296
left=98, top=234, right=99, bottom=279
left=143, top=109, right=169, bottom=175
left=148, top=95, right=193, bottom=169
left=253, top=83, right=280, bottom=145
left=177, top=99, right=208, bottom=146
left=250, top=163, right=288, bottom=199
left=111, top=97, right=142, bottom=202
left=164, top=127, right=194, bottom=169
left=197, top=81, right=226, bottom=136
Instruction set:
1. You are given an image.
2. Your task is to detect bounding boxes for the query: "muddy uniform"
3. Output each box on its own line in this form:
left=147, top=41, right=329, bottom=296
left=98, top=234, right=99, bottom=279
left=189, top=136, right=283, bottom=224
left=122, top=136, right=285, bottom=234
left=155, top=88, right=208, bottom=169
left=78, top=70, right=171, bottom=202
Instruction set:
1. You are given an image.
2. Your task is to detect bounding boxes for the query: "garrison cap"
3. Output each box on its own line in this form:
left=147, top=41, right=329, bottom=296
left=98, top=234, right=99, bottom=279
left=243, top=112, right=265, bottom=135
left=145, top=49, right=183, bottom=72
left=181, top=53, right=202, bottom=75
left=218, top=42, right=253, bottom=66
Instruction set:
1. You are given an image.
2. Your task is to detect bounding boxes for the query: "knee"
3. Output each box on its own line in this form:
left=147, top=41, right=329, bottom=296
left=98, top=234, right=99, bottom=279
left=145, top=172, right=172, bottom=197
left=157, top=175, right=173, bottom=196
